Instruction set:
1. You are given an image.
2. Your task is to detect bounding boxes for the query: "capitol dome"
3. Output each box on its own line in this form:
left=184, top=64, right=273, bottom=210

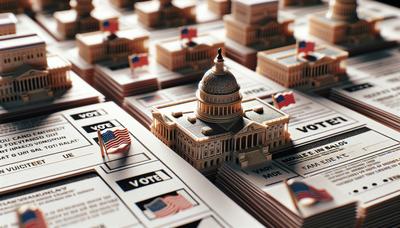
left=196, top=48, right=243, bottom=124
left=200, top=66, right=240, bottom=95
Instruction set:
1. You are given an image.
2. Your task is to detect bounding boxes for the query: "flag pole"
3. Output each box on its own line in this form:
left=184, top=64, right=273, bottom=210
left=97, top=130, right=106, bottom=158
left=271, top=94, right=279, bottom=109
left=284, top=179, right=303, bottom=217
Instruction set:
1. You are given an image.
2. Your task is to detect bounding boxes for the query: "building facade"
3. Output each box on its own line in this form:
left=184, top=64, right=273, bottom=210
left=207, top=0, right=231, bottom=17
left=0, top=34, right=71, bottom=103
left=309, top=0, right=380, bottom=45
left=76, top=29, right=149, bottom=64
left=151, top=49, right=290, bottom=175
left=224, top=0, right=294, bottom=48
left=257, top=44, right=348, bottom=88
left=35, top=0, right=70, bottom=12
left=0, top=13, right=17, bottom=36
left=135, top=0, right=196, bottom=28
left=54, top=0, right=119, bottom=39
left=110, top=0, right=148, bottom=9
left=156, top=34, right=224, bottom=71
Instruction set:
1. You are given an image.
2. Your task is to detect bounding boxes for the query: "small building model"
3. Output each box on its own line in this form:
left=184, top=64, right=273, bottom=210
left=281, top=0, right=321, bottom=7
left=0, top=34, right=72, bottom=103
left=257, top=44, right=348, bottom=88
left=224, top=0, right=294, bottom=48
left=156, top=34, right=224, bottom=71
left=0, top=13, right=17, bottom=36
left=151, top=49, right=290, bottom=175
left=207, top=0, right=231, bottom=17
left=135, top=0, right=196, bottom=28
left=309, top=0, right=381, bottom=48
left=54, top=0, right=119, bottom=39
left=34, top=0, right=70, bottom=12
left=76, top=29, right=149, bottom=64
left=0, top=0, right=29, bottom=13
left=223, top=0, right=295, bottom=69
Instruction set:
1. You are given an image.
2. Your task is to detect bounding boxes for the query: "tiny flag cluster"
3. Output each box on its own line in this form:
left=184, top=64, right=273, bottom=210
left=18, top=206, right=48, bottom=228
left=129, top=53, right=149, bottom=69
left=145, top=194, right=193, bottom=218
left=100, top=128, right=131, bottom=154
left=102, top=19, right=119, bottom=34
left=297, top=40, right=315, bottom=55
left=288, top=181, right=333, bottom=206
left=180, top=27, right=197, bottom=41
left=272, top=91, right=296, bottom=109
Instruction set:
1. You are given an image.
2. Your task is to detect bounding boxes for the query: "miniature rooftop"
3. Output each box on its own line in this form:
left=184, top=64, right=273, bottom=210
left=135, top=0, right=195, bottom=13
left=0, top=34, right=44, bottom=52
left=155, top=98, right=288, bottom=140
left=0, top=13, right=17, bottom=26
left=76, top=29, right=149, bottom=46
left=258, top=44, right=348, bottom=67
left=157, top=34, right=222, bottom=53
left=1, top=54, right=70, bottom=78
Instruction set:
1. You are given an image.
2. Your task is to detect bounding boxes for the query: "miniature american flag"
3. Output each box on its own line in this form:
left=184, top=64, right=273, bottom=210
left=145, top=194, right=193, bottom=218
left=297, top=40, right=315, bottom=55
left=102, top=19, right=119, bottom=34
left=130, top=53, right=149, bottom=69
left=180, top=27, right=197, bottom=41
left=101, top=128, right=131, bottom=154
left=18, top=206, right=48, bottom=228
left=273, top=91, right=296, bottom=109
left=289, top=181, right=333, bottom=206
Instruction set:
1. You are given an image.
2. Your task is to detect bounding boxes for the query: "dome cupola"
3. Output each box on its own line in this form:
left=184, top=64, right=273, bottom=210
left=196, top=48, right=243, bottom=124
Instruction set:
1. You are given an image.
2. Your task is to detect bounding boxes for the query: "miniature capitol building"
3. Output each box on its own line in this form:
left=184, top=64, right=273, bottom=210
left=0, top=0, right=26, bottom=13
left=0, top=34, right=72, bottom=103
left=0, top=13, right=17, bottom=36
left=156, top=34, right=224, bottom=71
left=54, top=0, right=119, bottom=39
left=151, top=49, right=290, bottom=175
left=281, top=0, right=321, bottom=7
left=135, top=0, right=196, bottom=28
left=309, top=0, right=380, bottom=45
left=257, top=44, right=348, bottom=88
left=224, top=0, right=294, bottom=48
left=76, top=29, right=149, bottom=64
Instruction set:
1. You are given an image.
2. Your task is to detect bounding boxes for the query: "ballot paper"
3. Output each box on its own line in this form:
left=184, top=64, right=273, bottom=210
left=0, top=102, right=261, bottom=228
left=346, top=48, right=400, bottom=81
left=123, top=58, right=278, bottom=127
left=331, top=73, right=400, bottom=131
left=217, top=91, right=400, bottom=227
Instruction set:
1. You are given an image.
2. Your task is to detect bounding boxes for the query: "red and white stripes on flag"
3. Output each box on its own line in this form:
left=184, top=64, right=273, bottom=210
left=101, top=128, right=131, bottom=154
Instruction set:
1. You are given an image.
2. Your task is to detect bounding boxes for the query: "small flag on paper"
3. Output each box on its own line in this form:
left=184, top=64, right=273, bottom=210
left=272, top=91, right=295, bottom=109
left=180, top=27, right=197, bottom=41
left=145, top=194, right=193, bottom=218
left=297, top=40, right=315, bottom=55
left=101, top=128, right=131, bottom=154
left=129, top=53, right=149, bottom=69
left=288, top=180, right=333, bottom=206
left=102, top=19, right=119, bottom=34
left=18, top=206, right=48, bottom=228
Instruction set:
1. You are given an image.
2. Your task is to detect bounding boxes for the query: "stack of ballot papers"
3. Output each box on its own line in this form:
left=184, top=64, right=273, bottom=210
left=331, top=73, right=400, bottom=131
left=94, top=63, right=159, bottom=105
left=215, top=90, right=400, bottom=227
left=217, top=168, right=358, bottom=227
left=0, top=73, right=104, bottom=123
